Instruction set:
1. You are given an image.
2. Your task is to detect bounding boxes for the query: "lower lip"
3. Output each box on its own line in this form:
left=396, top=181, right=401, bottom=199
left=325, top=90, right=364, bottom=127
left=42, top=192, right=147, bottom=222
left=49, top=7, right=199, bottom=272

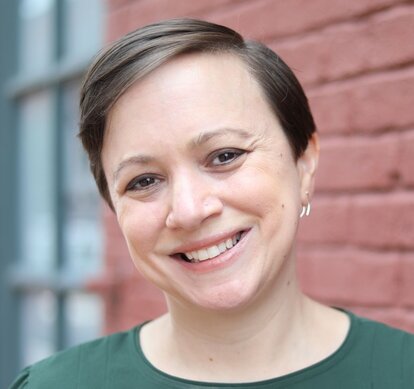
left=174, top=229, right=251, bottom=273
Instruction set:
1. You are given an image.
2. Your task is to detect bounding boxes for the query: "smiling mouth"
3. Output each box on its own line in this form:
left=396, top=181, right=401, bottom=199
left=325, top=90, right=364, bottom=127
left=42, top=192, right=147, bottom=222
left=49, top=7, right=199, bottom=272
left=176, top=231, right=245, bottom=263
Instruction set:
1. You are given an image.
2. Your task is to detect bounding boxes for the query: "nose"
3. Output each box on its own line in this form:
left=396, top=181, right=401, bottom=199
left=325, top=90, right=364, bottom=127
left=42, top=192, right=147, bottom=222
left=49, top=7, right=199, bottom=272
left=165, top=170, right=223, bottom=230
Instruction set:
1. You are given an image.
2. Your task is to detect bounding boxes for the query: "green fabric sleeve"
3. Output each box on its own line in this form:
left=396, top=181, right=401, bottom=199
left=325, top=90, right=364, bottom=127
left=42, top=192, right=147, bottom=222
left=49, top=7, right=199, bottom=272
left=403, top=331, right=414, bottom=384
left=8, top=366, right=30, bottom=389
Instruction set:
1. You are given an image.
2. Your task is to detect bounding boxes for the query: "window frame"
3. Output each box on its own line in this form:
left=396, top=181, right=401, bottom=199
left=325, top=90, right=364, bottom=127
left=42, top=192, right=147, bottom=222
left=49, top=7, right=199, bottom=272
left=1, top=0, right=104, bottom=384
left=0, top=1, right=20, bottom=386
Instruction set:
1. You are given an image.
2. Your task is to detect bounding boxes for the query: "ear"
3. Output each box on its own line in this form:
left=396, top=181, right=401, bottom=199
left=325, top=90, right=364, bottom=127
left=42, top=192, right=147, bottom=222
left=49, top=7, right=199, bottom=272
left=297, top=133, right=319, bottom=204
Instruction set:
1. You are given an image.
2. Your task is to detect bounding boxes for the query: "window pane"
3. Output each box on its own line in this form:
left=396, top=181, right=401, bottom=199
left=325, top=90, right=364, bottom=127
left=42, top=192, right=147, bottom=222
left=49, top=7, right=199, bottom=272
left=62, top=80, right=102, bottom=273
left=65, top=292, right=103, bottom=347
left=18, top=0, right=55, bottom=75
left=20, top=291, right=57, bottom=367
left=18, top=90, right=56, bottom=271
left=63, top=0, right=105, bottom=61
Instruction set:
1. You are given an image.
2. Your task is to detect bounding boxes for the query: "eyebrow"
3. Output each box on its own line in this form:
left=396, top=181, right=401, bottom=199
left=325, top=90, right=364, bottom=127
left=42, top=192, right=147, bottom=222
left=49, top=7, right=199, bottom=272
left=113, top=155, right=154, bottom=182
left=112, top=127, right=253, bottom=182
left=191, top=127, right=252, bottom=148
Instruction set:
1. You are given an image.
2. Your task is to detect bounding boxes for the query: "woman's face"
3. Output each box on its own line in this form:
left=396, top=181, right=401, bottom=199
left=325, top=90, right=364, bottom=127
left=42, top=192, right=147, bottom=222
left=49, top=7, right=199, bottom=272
left=102, top=53, right=317, bottom=312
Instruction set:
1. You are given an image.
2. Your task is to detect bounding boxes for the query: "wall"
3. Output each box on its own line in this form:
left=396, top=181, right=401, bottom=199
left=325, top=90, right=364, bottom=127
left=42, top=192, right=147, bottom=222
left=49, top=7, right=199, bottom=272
left=95, top=0, right=414, bottom=333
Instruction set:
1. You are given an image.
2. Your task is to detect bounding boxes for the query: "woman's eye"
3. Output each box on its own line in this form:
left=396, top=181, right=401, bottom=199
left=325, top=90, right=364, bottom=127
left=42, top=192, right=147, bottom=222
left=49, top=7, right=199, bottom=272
left=126, top=175, right=160, bottom=191
left=210, top=149, right=245, bottom=166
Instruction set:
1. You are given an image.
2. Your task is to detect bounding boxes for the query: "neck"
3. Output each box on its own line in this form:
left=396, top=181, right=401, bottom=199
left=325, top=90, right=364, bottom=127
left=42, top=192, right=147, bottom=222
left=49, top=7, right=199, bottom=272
left=167, top=258, right=305, bottom=346
left=144, top=257, right=328, bottom=382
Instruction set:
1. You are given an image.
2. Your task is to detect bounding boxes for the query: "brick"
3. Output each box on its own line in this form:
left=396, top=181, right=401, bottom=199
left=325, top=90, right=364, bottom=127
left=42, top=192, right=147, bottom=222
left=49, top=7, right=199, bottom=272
left=213, top=0, right=403, bottom=41
left=298, top=196, right=351, bottom=244
left=400, top=130, right=414, bottom=186
left=349, top=192, right=414, bottom=249
left=276, top=5, right=414, bottom=85
left=130, top=0, right=234, bottom=22
left=108, top=0, right=134, bottom=11
left=106, top=4, right=135, bottom=42
left=91, top=270, right=166, bottom=333
left=297, top=247, right=400, bottom=305
left=118, top=274, right=166, bottom=326
left=400, top=310, right=414, bottom=334
left=107, top=0, right=235, bottom=41
left=308, top=68, right=414, bottom=134
left=317, top=134, right=399, bottom=192
left=299, top=192, right=414, bottom=250
left=107, top=0, right=407, bottom=42
left=346, top=306, right=414, bottom=333
left=401, top=253, right=414, bottom=307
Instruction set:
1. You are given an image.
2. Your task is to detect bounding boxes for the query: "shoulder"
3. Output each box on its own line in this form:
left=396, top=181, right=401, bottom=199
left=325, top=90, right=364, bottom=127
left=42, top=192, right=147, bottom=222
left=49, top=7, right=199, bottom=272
left=355, top=313, right=414, bottom=350
left=8, top=366, right=30, bottom=389
left=8, top=327, right=138, bottom=389
left=351, top=313, right=414, bottom=385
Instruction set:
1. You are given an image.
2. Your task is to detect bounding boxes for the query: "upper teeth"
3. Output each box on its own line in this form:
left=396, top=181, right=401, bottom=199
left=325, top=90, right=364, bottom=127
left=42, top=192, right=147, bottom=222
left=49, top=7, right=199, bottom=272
left=184, top=232, right=242, bottom=262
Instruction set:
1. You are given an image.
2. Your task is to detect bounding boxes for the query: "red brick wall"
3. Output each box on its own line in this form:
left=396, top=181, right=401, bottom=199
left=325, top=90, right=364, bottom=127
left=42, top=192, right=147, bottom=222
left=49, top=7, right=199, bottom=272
left=96, top=0, right=414, bottom=333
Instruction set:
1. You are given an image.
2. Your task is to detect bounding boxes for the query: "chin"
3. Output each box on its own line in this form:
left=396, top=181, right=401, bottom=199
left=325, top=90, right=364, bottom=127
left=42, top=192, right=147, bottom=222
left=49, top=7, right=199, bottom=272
left=182, top=278, right=260, bottom=312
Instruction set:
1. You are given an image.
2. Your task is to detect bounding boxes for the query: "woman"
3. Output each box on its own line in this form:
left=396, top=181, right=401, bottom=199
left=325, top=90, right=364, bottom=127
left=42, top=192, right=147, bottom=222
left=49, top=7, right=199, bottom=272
left=10, top=18, right=414, bottom=388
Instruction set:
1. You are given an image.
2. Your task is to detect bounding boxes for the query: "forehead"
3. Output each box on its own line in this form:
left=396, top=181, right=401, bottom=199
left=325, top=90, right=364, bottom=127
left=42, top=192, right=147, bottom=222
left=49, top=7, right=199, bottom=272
left=106, top=52, right=269, bottom=127
left=135, top=52, right=256, bottom=95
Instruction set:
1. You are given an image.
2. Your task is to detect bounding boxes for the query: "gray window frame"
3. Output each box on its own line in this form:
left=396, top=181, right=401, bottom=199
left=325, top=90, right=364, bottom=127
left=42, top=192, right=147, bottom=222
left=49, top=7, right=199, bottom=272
left=0, top=1, right=103, bottom=385
left=0, top=1, right=20, bottom=386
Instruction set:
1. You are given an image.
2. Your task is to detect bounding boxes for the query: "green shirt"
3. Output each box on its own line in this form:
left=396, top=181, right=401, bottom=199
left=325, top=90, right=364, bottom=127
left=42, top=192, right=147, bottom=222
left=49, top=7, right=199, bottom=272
left=9, top=311, right=414, bottom=388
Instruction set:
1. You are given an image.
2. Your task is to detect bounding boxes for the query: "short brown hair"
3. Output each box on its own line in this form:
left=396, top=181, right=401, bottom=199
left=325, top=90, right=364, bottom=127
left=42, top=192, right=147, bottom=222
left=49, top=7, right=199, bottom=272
left=79, top=18, right=316, bottom=210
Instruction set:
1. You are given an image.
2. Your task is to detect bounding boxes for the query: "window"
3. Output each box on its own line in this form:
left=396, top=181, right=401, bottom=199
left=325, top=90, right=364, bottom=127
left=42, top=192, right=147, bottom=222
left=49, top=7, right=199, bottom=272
left=0, top=0, right=105, bottom=384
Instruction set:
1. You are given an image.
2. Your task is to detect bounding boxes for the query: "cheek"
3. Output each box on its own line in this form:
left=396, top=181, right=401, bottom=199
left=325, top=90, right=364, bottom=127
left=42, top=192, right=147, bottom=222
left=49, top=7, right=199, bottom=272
left=116, top=201, right=166, bottom=256
left=224, top=163, right=300, bottom=234
left=224, top=164, right=288, bottom=211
